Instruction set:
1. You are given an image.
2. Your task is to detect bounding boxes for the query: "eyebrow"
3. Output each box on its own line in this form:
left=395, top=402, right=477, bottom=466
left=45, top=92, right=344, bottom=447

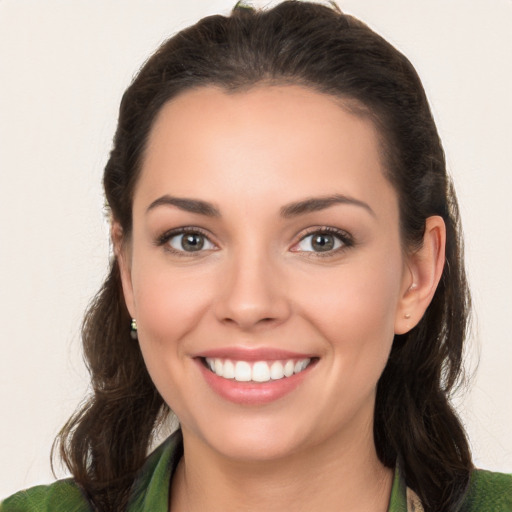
left=146, top=193, right=375, bottom=218
left=280, top=194, right=375, bottom=218
left=146, top=195, right=221, bottom=217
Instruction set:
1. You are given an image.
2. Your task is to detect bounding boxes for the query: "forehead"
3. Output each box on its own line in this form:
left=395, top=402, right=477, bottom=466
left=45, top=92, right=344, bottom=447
left=146, top=84, right=379, bottom=161
left=137, top=85, right=396, bottom=219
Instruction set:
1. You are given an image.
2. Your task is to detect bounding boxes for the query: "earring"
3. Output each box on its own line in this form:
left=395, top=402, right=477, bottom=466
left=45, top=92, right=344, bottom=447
left=130, top=318, right=138, bottom=340
left=404, top=313, right=411, bottom=319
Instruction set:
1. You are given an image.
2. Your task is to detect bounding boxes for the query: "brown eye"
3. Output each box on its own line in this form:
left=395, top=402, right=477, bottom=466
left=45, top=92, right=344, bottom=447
left=294, top=229, right=350, bottom=254
left=168, top=232, right=214, bottom=252
left=311, top=234, right=335, bottom=252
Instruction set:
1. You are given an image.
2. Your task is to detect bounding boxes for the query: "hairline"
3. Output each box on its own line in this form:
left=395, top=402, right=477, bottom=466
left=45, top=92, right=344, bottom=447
left=130, top=79, right=402, bottom=234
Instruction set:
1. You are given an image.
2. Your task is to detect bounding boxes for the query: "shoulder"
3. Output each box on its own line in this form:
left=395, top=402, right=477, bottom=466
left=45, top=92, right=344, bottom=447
left=0, top=431, right=183, bottom=512
left=460, top=469, right=512, bottom=511
left=0, top=479, right=92, bottom=512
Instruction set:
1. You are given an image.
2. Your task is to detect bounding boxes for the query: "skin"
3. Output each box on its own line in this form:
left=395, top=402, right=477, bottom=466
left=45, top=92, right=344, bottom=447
left=116, top=85, right=445, bottom=512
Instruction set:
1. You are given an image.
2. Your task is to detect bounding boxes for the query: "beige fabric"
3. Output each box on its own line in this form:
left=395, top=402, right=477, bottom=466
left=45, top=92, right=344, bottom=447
left=406, top=487, right=424, bottom=512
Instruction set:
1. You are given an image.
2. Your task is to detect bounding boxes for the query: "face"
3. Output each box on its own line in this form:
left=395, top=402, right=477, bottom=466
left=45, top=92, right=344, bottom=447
left=118, top=85, right=414, bottom=462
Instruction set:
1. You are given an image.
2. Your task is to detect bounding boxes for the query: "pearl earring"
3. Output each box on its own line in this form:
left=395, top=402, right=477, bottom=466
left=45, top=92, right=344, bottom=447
left=130, top=318, right=138, bottom=340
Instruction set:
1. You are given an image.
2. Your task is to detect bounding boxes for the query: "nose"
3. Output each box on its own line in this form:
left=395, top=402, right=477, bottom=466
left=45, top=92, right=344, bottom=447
left=213, top=249, right=291, bottom=331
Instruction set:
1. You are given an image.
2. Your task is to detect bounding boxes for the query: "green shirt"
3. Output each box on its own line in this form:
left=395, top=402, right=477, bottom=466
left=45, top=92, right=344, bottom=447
left=2, top=433, right=511, bottom=511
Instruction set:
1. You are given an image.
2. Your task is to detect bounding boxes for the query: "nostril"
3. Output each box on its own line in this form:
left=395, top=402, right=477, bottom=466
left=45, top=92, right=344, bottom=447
left=221, top=316, right=276, bottom=326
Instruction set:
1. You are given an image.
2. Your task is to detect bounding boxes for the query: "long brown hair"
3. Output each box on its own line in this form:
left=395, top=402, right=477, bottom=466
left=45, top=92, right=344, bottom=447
left=54, top=2, right=472, bottom=510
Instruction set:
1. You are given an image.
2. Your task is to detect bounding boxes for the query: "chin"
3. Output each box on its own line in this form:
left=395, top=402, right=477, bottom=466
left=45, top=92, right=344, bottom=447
left=185, top=413, right=314, bottom=463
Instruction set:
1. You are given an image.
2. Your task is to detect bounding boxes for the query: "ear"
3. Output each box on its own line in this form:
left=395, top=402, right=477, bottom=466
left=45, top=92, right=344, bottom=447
left=394, top=216, right=446, bottom=335
left=112, top=221, right=136, bottom=319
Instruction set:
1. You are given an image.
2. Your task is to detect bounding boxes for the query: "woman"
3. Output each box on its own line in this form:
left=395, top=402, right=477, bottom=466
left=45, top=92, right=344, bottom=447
left=2, top=1, right=510, bottom=511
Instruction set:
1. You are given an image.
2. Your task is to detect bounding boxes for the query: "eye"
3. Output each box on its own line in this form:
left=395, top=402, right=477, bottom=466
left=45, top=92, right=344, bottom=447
left=158, top=228, right=216, bottom=254
left=292, top=228, right=352, bottom=254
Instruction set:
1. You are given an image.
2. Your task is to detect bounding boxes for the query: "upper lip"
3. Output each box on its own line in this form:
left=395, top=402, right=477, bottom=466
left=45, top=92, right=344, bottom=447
left=194, top=347, right=316, bottom=361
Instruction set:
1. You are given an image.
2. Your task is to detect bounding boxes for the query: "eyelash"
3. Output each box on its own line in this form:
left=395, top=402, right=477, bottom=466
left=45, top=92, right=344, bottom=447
left=292, top=226, right=354, bottom=258
left=155, top=226, right=354, bottom=258
left=156, top=227, right=216, bottom=257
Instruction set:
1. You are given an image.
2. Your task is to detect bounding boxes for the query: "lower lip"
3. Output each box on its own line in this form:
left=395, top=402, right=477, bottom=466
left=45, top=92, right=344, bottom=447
left=196, top=359, right=315, bottom=405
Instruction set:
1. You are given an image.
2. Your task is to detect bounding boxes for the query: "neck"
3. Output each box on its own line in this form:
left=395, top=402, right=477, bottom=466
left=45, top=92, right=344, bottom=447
left=170, top=421, right=393, bottom=512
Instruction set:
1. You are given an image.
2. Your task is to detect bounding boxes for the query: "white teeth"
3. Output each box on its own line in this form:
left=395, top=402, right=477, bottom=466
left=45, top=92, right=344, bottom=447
left=270, top=361, right=284, bottom=380
left=214, top=359, right=223, bottom=377
left=295, top=359, right=309, bottom=373
left=223, top=359, right=235, bottom=379
left=252, top=361, right=271, bottom=382
left=204, top=357, right=312, bottom=382
left=234, top=361, right=252, bottom=382
left=284, top=360, right=294, bottom=377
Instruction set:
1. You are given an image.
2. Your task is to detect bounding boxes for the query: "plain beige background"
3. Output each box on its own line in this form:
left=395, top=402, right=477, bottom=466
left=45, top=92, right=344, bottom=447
left=1, top=0, right=511, bottom=499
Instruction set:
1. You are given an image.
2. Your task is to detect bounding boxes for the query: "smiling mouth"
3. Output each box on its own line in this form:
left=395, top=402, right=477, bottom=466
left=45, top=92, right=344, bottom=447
left=202, top=357, right=315, bottom=383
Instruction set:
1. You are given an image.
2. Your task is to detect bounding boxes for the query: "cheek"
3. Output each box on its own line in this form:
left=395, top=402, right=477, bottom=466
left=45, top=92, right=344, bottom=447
left=129, top=260, right=218, bottom=418
left=295, top=256, right=403, bottom=358
left=130, top=258, right=214, bottom=347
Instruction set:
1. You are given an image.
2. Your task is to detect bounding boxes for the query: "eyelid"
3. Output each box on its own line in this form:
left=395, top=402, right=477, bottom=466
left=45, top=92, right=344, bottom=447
left=155, top=226, right=218, bottom=255
left=290, top=226, right=354, bottom=256
left=154, top=225, right=354, bottom=257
